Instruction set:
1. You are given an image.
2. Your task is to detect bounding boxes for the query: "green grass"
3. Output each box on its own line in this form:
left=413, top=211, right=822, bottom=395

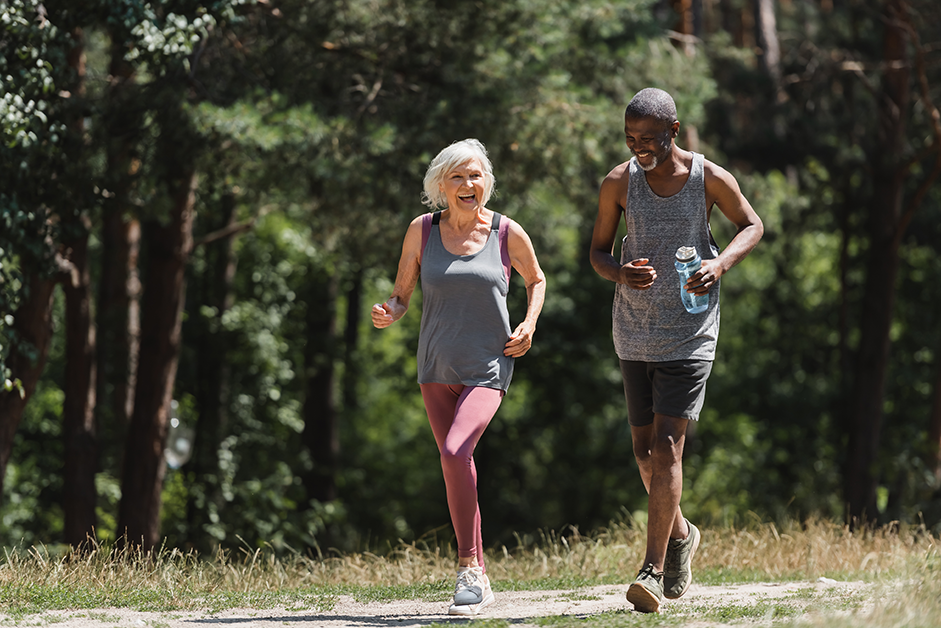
left=0, top=518, right=938, bottom=628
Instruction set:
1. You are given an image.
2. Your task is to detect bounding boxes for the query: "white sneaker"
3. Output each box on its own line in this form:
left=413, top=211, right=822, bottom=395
left=448, top=566, right=494, bottom=615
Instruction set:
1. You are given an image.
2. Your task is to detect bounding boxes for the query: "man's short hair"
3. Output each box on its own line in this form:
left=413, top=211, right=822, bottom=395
left=625, top=88, right=677, bottom=127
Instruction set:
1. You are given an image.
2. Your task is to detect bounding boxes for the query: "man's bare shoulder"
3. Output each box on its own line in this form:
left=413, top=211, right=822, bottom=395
left=602, top=160, right=631, bottom=193
left=702, top=157, right=738, bottom=186
left=605, top=160, right=631, bottom=180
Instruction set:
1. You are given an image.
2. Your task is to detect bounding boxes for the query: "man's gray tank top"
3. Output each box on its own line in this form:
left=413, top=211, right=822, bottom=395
left=418, top=212, right=514, bottom=391
left=613, top=152, right=721, bottom=362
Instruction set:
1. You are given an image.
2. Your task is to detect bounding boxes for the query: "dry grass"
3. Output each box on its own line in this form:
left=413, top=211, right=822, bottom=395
left=0, top=517, right=938, bottom=623
left=466, top=517, right=937, bottom=585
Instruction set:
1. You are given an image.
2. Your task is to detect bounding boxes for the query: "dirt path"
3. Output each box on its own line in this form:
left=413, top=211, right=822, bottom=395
left=5, top=579, right=866, bottom=627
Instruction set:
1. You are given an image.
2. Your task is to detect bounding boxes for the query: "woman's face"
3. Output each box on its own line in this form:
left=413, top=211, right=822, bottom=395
left=439, top=158, right=487, bottom=212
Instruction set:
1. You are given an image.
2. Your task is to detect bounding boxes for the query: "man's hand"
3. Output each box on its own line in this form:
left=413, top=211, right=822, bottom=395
left=620, top=258, right=657, bottom=290
left=685, top=258, right=723, bottom=295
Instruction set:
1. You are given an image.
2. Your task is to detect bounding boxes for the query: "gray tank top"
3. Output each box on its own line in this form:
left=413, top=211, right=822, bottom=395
left=613, top=152, right=721, bottom=362
left=418, top=212, right=514, bottom=391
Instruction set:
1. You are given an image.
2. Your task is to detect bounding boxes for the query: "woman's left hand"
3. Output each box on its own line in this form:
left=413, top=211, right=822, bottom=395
left=504, top=323, right=535, bottom=357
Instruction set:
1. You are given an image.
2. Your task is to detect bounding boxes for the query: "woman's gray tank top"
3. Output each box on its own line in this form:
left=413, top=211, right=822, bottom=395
left=613, top=152, right=721, bottom=362
left=418, top=212, right=514, bottom=391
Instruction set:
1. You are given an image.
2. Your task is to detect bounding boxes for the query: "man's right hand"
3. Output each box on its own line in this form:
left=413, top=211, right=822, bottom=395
left=620, top=258, right=657, bottom=290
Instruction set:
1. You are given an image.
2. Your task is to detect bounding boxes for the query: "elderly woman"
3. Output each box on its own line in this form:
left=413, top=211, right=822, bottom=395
left=372, top=139, right=545, bottom=615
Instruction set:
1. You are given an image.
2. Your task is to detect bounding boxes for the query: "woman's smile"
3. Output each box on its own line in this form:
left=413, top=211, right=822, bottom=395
left=440, top=158, right=486, bottom=211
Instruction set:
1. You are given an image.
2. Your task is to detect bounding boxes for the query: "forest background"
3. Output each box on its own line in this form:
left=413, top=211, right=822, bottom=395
left=1, top=0, right=940, bottom=556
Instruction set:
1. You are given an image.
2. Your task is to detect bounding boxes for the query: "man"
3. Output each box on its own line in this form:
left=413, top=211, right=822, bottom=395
left=589, top=88, right=763, bottom=613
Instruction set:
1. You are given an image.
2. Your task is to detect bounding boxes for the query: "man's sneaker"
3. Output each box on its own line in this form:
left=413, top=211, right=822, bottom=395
left=663, top=520, right=701, bottom=599
left=626, top=563, right=664, bottom=613
left=448, top=566, right=495, bottom=616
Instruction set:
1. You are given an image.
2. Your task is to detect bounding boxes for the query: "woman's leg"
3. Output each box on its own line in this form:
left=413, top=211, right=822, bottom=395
left=420, top=383, right=503, bottom=572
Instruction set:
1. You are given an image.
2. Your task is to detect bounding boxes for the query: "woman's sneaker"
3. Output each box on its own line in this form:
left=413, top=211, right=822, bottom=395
left=448, top=566, right=494, bottom=616
left=664, top=520, right=701, bottom=599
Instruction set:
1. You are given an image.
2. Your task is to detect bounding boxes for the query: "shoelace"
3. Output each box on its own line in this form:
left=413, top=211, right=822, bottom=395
left=456, top=569, right=481, bottom=590
left=664, top=540, right=681, bottom=573
left=638, top=563, right=662, bottom=580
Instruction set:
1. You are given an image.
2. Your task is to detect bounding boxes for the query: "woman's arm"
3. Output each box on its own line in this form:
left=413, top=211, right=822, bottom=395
left=504, top=219, right=546, bottom=357
left=372, top=216, right=423, bottom=328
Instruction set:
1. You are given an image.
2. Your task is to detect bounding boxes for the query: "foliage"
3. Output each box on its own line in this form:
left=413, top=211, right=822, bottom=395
left=699, top=0, right=941, bottom=527
left=0, top=0, right=73, bottom=386
left=1, top=0, right=940, bottom=555
left=163, top=0, right=710, bottom=551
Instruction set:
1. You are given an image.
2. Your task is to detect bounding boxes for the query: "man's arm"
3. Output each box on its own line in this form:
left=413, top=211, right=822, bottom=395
left=589, top=164, right=657, bottom=289
left=687, top=161, right=764, bottom=296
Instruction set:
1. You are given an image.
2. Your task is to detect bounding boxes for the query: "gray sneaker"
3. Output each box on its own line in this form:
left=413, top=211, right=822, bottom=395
left=448, top=567, right=495, bottom=615
left=626, top=563, right=664, bottom=613
left=663, top=520, right=700, bottom=599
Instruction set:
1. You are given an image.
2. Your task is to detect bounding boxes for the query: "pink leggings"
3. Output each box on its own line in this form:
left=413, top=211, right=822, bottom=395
left=420, top=383, right=504, bottom=572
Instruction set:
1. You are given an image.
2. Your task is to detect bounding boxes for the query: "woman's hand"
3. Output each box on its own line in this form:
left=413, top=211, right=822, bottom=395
left=371, top=303, right=394, bottom=328
left=372, top=297, right=406, bottom=329
left=504, top=322, right=535, bottom=357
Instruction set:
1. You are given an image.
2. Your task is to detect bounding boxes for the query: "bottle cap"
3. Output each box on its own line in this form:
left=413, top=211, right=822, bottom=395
left=675, top=246, right=697, bottom=262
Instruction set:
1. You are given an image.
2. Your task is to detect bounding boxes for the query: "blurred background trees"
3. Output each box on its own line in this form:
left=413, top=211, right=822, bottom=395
left=1, top=0, right=939, bottom=554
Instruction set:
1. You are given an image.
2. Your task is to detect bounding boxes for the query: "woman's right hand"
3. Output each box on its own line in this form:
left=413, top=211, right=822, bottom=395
left=372, top=302, right=396, bottom=328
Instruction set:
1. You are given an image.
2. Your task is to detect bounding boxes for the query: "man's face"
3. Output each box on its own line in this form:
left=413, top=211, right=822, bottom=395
left=625, top=116, right=675, bottom=172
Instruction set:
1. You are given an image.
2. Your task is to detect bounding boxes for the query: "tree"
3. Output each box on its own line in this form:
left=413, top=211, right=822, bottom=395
left=841, top=0, right=941, bottom=524
left=0, top=0, right=89, bottom=502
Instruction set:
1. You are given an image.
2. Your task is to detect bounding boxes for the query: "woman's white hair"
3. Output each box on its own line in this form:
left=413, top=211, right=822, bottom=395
left=421, top=139, right=496, bottom=209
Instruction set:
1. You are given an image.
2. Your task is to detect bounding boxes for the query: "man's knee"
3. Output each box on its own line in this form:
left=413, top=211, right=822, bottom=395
left=649, top=433, right=684, bottom=467
left=630, top=424, right=655, bottom=460
left=649, top=416, right=687, bottom=467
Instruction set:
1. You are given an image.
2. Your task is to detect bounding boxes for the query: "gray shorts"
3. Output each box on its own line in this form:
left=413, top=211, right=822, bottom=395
left=619, top=359, right=713, bottom=426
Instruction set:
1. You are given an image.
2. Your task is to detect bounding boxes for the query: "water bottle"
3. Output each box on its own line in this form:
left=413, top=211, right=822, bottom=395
left=674, top=246, right=709, bottom=314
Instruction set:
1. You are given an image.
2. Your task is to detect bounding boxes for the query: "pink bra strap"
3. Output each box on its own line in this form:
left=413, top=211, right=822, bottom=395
left=420, top=212, right=435, bottom=262
left=498, top=215, right=511, bottom=284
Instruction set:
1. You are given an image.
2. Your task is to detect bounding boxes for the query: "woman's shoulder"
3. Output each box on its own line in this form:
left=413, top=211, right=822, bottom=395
left=502, top=215, right=534, bottom=245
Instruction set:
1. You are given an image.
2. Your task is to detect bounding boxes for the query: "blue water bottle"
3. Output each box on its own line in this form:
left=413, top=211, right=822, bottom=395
left=675, top=246, right=709, bottom=314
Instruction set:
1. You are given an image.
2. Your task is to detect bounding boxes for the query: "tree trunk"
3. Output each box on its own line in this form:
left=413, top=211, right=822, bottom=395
left=59, top=25, right=99, bottom=550
left=97, top=37, right=141, bottom=433
left=929, top=351, right=941, bottom=482
left=302, top=270, right=339, bottom=504
left=117, top=166, right=196, bottom=550
left=62, top=219, right=99, bottom=548
left=844, top=0, right=910, bottom=526
left=342, top=270, right=363, bottom=413
left=185, top=192, right=238, bottom=550
left=754, top=0, right=782, bottom=87
left=719, top=0, right=752, bottom=48
left=670, top=0, right=696, bottom=55
left=0, top=274, right=57, bottom=496
left=97, top=214, right=141, bottom=428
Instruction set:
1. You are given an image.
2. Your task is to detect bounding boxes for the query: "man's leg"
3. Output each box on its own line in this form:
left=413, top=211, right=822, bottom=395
left=624, top=359, right=707, bottom=611
left=632, top=414, right=689, bottom=572
left=626, top=414, right=689, bottom=613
